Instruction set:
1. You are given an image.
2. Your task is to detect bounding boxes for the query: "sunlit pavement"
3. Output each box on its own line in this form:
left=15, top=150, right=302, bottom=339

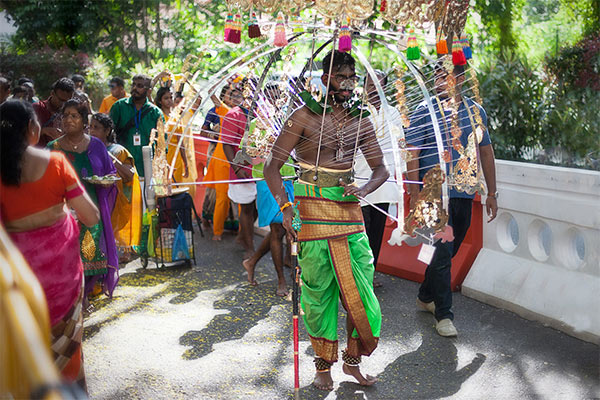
left=83, top=229, right=599, bottom=400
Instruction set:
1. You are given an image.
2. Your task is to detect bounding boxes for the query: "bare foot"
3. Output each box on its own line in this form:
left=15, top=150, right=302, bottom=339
left=312, top=370, right=333, bottom=391
left=276, top=282, right=288, bottom=297
left=242, top=259, right=258, bottom=286
left=212, top=235, right=222, bottom=241
left=342, top=363, right=377, bottom=386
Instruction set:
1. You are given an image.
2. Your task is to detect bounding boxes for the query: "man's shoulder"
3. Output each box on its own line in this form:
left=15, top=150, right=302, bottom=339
left=112, top=97, right=130, bottom=108
left=291, top=105, right=312, bottom=120
left=144, top=101, right=162, bottom=114
left=32, top=99, right=47, bottom=112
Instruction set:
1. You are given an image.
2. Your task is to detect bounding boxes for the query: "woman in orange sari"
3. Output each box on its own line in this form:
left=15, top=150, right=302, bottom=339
left=0, top=100, right=100, bottom=391
left=89, top=112, right=142, bottom=262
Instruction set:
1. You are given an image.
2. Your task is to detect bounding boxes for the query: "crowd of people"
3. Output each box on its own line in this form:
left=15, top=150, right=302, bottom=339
left=0, top=49, right=498, bottom=393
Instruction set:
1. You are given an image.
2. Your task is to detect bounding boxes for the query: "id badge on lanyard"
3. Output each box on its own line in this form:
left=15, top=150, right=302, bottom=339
left=134, top=109, right=142, bottom=146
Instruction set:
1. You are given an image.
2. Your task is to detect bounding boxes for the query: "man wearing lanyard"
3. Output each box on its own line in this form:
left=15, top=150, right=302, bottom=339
left=406, top=62, right=498, bottom=337
left=110, top=74, right=163, bottom=208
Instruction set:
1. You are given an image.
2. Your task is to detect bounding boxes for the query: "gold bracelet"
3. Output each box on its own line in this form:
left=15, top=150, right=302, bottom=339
left=280, top=201, right=293, bottom=212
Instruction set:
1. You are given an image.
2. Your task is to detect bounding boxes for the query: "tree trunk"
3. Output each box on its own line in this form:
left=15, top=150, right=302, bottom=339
left=156, top=0, right=163, bottom=55
left=142, top=0, right=150, bottom=66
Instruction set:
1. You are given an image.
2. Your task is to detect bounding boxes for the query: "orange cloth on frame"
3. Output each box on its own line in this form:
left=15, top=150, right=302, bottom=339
left=107, top=144, right=142, bottom=252
left=165, top=114, right=198, bottom=198
left=203, top=105, right=231, bottom=236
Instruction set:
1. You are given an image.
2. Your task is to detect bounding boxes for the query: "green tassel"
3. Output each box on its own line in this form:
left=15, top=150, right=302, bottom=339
left=407, top=46, right=420, bottom=60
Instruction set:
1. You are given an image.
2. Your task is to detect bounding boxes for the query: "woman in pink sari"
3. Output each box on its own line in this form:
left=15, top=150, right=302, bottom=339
left=0, top=100, right=99, bottom=391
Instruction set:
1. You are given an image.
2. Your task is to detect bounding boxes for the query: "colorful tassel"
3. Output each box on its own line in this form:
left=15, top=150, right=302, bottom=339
left=452, top=34, right=467, bottom=66
left=229, top=14, right=242, bottom=44
left=338, top=18, right=352, bottom=53
left=292, top=13, right=303, bottom=33
left=436, top=27, right=448, bottom=55
left=461, top=33, right=472, bottom=60
left=274, top=12, right=288, bottom=47
left=248, top=12, right=261, bottom=38
left=406, top=28, right=420, bottom=60
left=224, top=12, right=233, bottom=41
left=380, top=0, right=387, bottom=13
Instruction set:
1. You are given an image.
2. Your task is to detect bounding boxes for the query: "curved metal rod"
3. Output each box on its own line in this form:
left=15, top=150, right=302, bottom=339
left=363, top=36, right=449, bottom=210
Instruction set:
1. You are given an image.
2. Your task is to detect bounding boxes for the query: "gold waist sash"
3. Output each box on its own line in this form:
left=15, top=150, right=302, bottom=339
left=297, top=162, right=354, bottom=188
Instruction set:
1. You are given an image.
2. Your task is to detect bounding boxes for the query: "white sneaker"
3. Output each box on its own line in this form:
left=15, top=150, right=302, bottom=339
left=436, top=319, right=458, bottom=337
left=416, top=298, right=435, bottom=314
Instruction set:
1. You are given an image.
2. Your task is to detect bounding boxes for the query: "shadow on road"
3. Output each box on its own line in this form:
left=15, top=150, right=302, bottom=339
left=296, top=314, right=486, bottom=400
left=179, top=280, right=288, bottom=360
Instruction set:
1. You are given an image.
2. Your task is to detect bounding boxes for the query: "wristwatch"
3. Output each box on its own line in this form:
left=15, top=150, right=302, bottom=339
left=488, top=191, right=498, bottom=199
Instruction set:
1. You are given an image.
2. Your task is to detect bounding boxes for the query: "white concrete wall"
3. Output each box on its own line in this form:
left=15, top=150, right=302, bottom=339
left=462, top=160, right=600, bottom=343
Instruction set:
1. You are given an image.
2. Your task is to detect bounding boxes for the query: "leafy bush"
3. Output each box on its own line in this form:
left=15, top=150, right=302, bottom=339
left=478, top=52, right=545, bottom=160
left=542, top=34, right=600, bottom=168
left=478, top=34, right=599, bottom=170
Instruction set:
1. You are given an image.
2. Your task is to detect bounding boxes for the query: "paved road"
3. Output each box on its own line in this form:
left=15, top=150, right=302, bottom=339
left=84, top=230, right=599, bottom=399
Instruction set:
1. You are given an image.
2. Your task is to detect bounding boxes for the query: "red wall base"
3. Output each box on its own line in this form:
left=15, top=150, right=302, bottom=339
left=376, top=195, right=483, bottom=292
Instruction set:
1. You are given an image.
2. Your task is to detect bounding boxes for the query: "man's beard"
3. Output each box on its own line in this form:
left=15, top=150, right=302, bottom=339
left=131, top=92, right=146, bottom=101
left=330, top=90, right=351, bottom=104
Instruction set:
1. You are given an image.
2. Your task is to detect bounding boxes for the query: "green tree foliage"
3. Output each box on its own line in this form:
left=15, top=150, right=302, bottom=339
left=0, top=0, right=256, bottom=75
left=474, top=0, right=525, bottom=55
left=0, top=0, right=259, bottom=101
left=470, top=0, right=599, bottom=169
left=477, top=53, right=545, bottom=160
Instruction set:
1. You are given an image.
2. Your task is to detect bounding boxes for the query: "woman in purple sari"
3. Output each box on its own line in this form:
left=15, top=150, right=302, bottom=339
left=48, top=99, right=119, bottom=298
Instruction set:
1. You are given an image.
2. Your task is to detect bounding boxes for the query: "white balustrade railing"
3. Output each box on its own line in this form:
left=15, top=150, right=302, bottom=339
left=462, top=160, right=600, bottom=343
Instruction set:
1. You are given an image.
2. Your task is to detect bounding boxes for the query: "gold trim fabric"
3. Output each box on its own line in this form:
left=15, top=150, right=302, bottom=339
left=296, top=196, right=365, bottom=242
left=328, top=237, right=377, bottom=356
left=296, top=196, right=364, bottom=223
left=81, top=229, right=96, bottom=261
left=347, top=336, right=380, bottom=358
left=309, top=335, right=339, bottom=364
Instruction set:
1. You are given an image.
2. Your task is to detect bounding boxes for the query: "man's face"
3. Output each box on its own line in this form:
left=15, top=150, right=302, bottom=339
left=323, top=65, right=358, bottom=103
left=109, top=83, right=123, bottom=97
left=74, top=81, right=84, bottom=91
left=434, top=68, right=464, bottom=99
left=50, top=89, right=73, bottom=109
left=23, top=82, right=35, bottom=100
left=131, top=79, right=149, bottom=101
left=13, top=91, right=27, bottom=100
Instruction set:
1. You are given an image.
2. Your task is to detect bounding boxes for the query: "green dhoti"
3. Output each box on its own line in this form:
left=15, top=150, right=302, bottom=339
left=295, top=182, right=382, bottom=364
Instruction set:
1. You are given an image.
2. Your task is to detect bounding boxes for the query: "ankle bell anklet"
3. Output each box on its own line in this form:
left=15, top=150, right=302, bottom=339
left=342, top=349, right=361, bottom=366
left=314, top=357, right=332, bottom=371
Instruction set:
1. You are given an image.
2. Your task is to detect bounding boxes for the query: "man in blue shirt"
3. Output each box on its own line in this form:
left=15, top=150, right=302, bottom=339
left=406, top=63, right=498, bottom=337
